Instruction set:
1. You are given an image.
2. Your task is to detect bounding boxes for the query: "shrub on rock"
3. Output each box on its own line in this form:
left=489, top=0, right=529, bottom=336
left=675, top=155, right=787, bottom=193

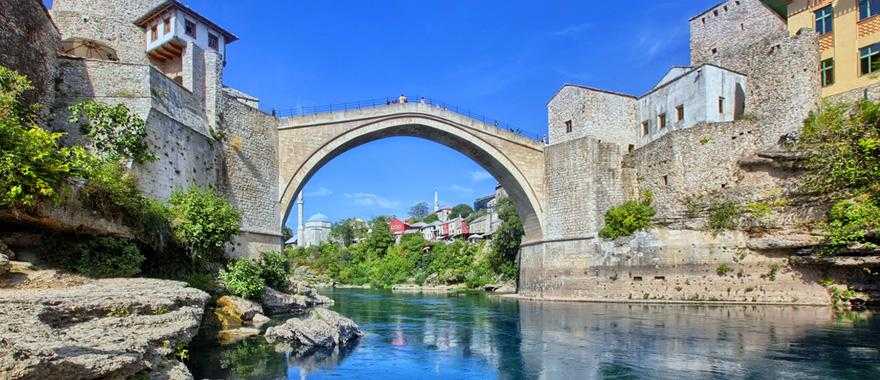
left=220, top=259, right=265, bottom=299
left=258, top=250, right=290, bottom=290
left=168, top=186, right=241, bottom=263
left=72, top=237, right=145, bottom=278
left=599, top=191, right=656, bottom=239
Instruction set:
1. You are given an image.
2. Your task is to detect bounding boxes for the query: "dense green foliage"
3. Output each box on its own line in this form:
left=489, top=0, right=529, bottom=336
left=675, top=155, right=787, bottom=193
left=0, top=66, right=77, bottom=209
left=450, top=203, right=474, bottom=219
left=329, top=218, right=368, bottom=246
left=219, top=259, right=266, bottom=299
left=799, top=101, right=880, bottom=196
left=169, top=186, right=242, bottom=262
left=824, top=195, right=880, bottom=251
left=599, top=191, right=656, bottom=239
left=258, top=250, right=290, bottom=290
left=707, top=201, right=743, bottom=234
left=799, top=101, right=880, bottom=253
left=492, top=197, right=524, bottom=260
left=68, top=100, right=155, bottom=164
left=71, top=237, right=145, bottom=278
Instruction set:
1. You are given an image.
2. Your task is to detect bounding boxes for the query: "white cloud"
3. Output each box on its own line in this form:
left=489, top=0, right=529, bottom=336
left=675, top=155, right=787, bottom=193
left=470, top=170, right=493, bottom=182
left=449, top=185, right=473, bottom=195
left=551, top=22, right=592, bottom=37
left=304, top=186, right=332, bottom=197
left=344, top=192, right=400, bottom=210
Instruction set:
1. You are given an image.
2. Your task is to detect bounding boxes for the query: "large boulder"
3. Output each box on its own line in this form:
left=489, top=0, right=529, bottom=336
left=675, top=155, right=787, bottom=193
left=0, top=278, right=209, bottom=379
left=264, top=308, right=363, bottom=356
left=0, top=241, right=13, bottom=260
left=216, top=295, right=264, bottom=322
left=260, top=286, right=333, bottom=315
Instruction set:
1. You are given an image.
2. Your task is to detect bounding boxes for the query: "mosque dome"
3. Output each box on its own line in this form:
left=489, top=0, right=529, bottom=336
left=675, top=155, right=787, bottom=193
left=307, top=213, right=331, bottom=223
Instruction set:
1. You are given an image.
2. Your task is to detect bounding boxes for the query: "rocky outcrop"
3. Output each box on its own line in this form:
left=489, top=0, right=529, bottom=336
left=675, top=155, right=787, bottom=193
left=264, top=308, right=363, bottom=356
left=261, top=286, right=333, bottom=315
left=216, top=295, right=264, bottom=322
left=0, top=241, right=13, bottom=260
left=0, top=254, right=8, bottom=276
left=0, top=278, right=209, bottom=380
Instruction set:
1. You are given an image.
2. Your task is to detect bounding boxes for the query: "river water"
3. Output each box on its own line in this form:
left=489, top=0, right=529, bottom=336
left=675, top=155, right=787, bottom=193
left=191, top=288, right=880, bottom=379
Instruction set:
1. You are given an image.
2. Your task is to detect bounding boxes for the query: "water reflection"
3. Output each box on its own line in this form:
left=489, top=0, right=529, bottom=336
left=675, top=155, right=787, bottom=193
left=191, top=289, right=880, bottom=379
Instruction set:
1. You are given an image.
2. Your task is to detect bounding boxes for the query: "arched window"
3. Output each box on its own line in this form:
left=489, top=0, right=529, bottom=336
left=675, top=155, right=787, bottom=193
left=60, top=38, right=119, bottom=61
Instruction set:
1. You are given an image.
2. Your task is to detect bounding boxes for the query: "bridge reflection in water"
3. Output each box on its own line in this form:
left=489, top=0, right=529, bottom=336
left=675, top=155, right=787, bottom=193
left=191, top=289, right=880, bottom=379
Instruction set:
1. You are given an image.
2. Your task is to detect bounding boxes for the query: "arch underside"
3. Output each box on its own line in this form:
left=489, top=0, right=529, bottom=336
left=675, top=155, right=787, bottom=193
left=279, top=115, right=544, bottom=243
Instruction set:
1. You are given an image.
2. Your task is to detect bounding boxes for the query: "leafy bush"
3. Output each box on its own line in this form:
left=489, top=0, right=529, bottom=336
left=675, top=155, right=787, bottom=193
left=599, top=191, right=656, bottom=239
left=219, top=259, right=265, bottom=299
left=72, top=237, right=145, bottom=278
left=168, top=186, right=241, bottom=262
left=708, top=201, right=742, bottom=234
left=0, top=66, right=75, bottom=209
left=823, top=195, right=880, bottom=252
left=68, top=100, right=155, bottom=164
left=799, top=101, right=880, bottom=196
left=258, top=250, right=290, bottom=290
left=77, top=157, right=143, bottom=218
left=716, top=263, right=732, bottom=276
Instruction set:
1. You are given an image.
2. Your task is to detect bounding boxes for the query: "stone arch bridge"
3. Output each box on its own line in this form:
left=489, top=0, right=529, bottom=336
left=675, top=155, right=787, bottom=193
left=276, top=101, right=547, bottom=242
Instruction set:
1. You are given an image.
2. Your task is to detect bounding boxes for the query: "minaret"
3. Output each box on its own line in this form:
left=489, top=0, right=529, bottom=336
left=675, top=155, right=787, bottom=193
left=296, top=192, right=304, bottom=247
left=434, top=191, right=439, bottom=212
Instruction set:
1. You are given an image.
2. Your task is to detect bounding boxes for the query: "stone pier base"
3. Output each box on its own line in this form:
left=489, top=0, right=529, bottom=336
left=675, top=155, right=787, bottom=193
left=518, top=229, right=832, bottom=305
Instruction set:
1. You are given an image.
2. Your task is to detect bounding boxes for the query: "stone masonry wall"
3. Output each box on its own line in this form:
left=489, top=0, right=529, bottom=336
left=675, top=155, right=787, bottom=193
left=50, top=0, right=165, bottom=65
left=543, top=138, right=599, bottom=240
left=0, top=0, right=61, bottom=108
left=690, top=0, right=789, bottom=69
left=53, top=57, right=217, bottom=200
left=218, top=93, right=282, bottom=257
left=547, top=85, right=638, bottom=148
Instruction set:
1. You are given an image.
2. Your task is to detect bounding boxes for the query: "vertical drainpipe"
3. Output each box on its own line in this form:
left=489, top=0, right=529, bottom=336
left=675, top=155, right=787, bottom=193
left=297, top=193, right=304, bottom=247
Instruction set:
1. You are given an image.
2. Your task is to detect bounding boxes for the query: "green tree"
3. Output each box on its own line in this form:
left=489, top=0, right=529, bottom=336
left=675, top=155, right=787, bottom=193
left=492, top=197, right=524, bottom=259
left=0, top=66, right=76, bottom=209
left=450, top=203, right=474, bottom=219
left=68, top=100, right=155, bottom=164
left=409, top=202, right=431, bottom=220
left=330, top=218, right=368, bottom=246
left=282, top=226, right=293, bottom=242
left=422, top=213, right=439, bottom=223
left=219, top=259, right=265, bottom=299
left=364, top=216, right=394, bottom=256
left=168, top=186, right=241, bottom=263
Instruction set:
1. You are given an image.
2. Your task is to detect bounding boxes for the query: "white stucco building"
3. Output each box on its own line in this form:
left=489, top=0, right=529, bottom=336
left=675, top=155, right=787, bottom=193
left=302, top=213, right=331, bottom=247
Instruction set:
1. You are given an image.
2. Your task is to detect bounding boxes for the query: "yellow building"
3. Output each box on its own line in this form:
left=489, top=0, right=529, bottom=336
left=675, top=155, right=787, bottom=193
left=786, top=0, right=880, bottom=97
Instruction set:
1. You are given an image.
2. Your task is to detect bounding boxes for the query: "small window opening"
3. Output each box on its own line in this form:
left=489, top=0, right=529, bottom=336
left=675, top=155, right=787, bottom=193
left=718, top=97, right=725, bottom=114
left=641, top=121, right=649, bottom=136
left=675, top=105, right=684, bottom=122
left=654, top=276, right=666, bottom=281
left=185, top=19, right=196, bottom=38
left=662, top=175, right=669, bottom=186
left=713, top=9, right=719, bottom=16
left=564, top=120, right=573, bottom=133
left=658, top=113, right=667, bottom=129
left=163, top=18, right=171, bottom=34
left=633, top=276, right=643, bottom=282
left=628, top=144, right=635, bottom=153
left=208, top=33, right=219, bottom=50
left=151, top=25, right=158, bottom=41
left=711, top=48, right=718, bottom=54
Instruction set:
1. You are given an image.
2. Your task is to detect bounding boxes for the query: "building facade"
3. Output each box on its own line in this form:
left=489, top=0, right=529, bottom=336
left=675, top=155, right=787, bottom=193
left=302, top=214, right=331, bottom=247
left=786, top=0, right=880, bottom=97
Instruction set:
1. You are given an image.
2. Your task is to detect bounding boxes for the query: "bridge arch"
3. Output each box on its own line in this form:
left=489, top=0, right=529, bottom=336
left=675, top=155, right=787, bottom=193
left=277, top=104, right=546, bottom=243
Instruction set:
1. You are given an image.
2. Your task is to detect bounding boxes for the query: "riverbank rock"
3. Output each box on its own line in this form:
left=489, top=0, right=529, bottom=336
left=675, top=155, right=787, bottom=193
left=0, top=241, right=14, bottom=260
left=217, top=295, right=264, bottom=322
left=0, top=278, right=209, bottom=379
left=261, top=286, right=333, bottom=315
left=264, top=308, right=363, bottom=356
left=484, top=282, right=516, bottom=294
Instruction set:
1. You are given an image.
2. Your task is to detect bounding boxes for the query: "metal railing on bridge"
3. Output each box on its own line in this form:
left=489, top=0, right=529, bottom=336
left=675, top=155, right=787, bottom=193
left=278, top=96, right=547, bottom=143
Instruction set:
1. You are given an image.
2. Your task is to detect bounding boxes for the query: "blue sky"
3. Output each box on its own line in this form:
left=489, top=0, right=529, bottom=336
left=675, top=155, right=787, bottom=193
left=44, top=0, right=721, bottom=230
